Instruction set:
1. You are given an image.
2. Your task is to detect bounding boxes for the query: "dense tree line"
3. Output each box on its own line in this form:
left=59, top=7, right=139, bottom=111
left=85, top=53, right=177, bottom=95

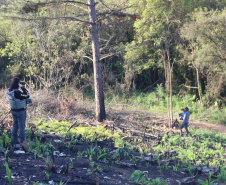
left=0, top=0, right=225, bottom=109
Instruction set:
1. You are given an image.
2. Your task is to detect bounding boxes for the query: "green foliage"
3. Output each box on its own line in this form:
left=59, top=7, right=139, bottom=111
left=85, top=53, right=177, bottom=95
left=152, top=127, right=226, bottom=167
left=121, top=89, right=226, bottom=124
left=181, top=8, right=226, bottom=100
left=29, top=137, right=51, bottom=156
left=198, top=174, right=217, bottom=185
left=216, top=168, right=226, bottom=181
left=0, top=131, right=12, bottom=149
left=114, top=138, right=124, bottom=147
left=129, top=170, right=150, bottom=184
left=129, top=170, right=168, bottom=185
left=4, top=162, right=12, bottom=185
left=36, top=119, right=121, bottom=141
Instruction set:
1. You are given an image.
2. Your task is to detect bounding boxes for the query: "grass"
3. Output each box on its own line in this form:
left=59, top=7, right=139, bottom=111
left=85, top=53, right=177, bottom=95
left=152, top=127, right=226, bottom=168
left=35, top=119, right=121, bottom=142
left=124, top=89, right=226, bottom=125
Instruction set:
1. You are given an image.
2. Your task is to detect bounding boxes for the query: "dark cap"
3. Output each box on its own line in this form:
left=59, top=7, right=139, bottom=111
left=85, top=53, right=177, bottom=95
left=181, top=107, right=189, bottom=111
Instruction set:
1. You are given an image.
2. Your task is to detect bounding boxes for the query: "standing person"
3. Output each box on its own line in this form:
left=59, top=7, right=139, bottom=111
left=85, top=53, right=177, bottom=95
left=179, top=107, right=190, bottom=136
left=7, top=77, right=31, bottom=146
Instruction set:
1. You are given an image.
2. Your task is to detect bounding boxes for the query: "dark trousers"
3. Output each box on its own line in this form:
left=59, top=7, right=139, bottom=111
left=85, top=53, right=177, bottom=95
left=179, top=122, right=189, bottom=135
left=11, top=110, right=26, bottom=144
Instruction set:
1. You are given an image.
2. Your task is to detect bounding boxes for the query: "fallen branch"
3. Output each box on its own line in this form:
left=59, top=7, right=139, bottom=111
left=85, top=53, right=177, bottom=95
left=66, top=120, right=78, bottom=134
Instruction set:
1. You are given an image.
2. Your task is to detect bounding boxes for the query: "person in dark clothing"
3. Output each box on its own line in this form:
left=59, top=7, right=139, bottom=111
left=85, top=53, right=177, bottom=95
left=7, top=77, right=31, bottom=145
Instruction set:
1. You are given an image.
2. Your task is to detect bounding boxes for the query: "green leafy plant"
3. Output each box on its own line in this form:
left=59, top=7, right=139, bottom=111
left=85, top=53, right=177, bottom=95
left=162, top=162, right=169, bottom=171
left=69, top=158, right=74, bottom=169
left=43, top=156, right=54, bottom=171
left=129, top=170, right=151, bottom=184
left=114, top=138, right=124, bottom=147
left=198, top=179, right=217, bottom=185
left=0, top=132, right=12, bottom=149
left=84, top=145, right=96, bottom=161
left=198, top=173, right=217, bottom=185
left=77, top=151, right=83, bottom=158
left=151, top=177, right=168, bottom=185
left=4, top=162, right=12, bottom=185
left=216, top=167, right=226, bottom=181
left=173, top=162, right=180, bottom=172
left=45, top=172, right=51, bottom=180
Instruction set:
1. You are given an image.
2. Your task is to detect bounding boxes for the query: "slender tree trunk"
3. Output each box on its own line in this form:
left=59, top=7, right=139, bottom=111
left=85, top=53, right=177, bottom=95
left=88, top=0, right=106, bottom=122
left=166, top=47, right=173, bottom=127
left=163, top=50, right=171, bottom=127
left=196, top=67, right=202, bottom=104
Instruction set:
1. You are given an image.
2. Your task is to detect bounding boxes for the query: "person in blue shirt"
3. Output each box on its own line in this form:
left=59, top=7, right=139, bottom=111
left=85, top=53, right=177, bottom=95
left=179, top=107, right=190, bottom=136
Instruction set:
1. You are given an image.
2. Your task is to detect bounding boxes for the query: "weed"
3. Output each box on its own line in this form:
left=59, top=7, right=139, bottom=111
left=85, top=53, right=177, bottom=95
left=186, top=163, right=194, bottom=176
left=198, top=179, right=217, bottom=185
left=4, top=162, right=12, bottom=185
left=96, top=147, right=110, bottom=161
left=163, top=162, right=169, bottom=171
left=77, top=151, right=83, bottom=158
left=34, top=150, right=38, bottom=159
left=114, top=138, right=124, bottom=147
left=69, top=158, right=74, bottom=168
left=198, top=173, right=217, bottom=185
left=129, top=170, right=150, bottom=184
left=153, top=154, right=162, bottom=175
left=45, top=172, right=51, bottom=180
left=0, top=132, right=12, bottom=149
left=88, top=159, right=103, bottom=178
left=112, top=147, right=133, bottom=162
left=3, top=148, right=9, bottom=162
left=216, top=167, right=226, bottom=181
left=129, top=170, right=169, bottom=185
left=43, top=156, right=54, bottom=171
left=84, top=145, right=96, bottom=160
left=173, top=162, right=180, bottom=172
left=151, top=177, right=169, bottom=185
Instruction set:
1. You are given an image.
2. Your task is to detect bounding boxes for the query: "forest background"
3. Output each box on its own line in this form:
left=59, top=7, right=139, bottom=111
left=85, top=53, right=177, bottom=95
left=0, top=0, right=225, bottom=124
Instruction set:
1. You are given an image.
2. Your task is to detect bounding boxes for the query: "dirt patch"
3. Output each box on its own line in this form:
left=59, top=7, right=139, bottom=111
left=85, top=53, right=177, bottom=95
left=189, top=120, right=226, bottom=134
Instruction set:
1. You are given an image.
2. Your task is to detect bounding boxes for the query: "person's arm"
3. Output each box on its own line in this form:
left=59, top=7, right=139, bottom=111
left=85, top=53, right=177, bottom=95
left=14, top=84, right=30, bottom=100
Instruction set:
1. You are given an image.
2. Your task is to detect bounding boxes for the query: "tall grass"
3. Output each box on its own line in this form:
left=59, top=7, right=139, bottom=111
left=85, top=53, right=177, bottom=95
left=105, top=84, right=226, bottom=125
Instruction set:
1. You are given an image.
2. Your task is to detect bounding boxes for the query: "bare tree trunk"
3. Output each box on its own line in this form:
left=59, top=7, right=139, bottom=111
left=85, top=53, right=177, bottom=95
left=163, top=51, right=171, bottom=127
left=88, top=0, right=106, bottom=122
left=166, top=47, right=173, bottom=127
left=195, top=67, right=202, bottom=104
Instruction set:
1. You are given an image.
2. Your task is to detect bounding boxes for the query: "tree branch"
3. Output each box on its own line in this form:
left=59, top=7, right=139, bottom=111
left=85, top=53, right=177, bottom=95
left=67, top=3, right=88, bottom=12
left=83, top=55, right=93, bottom=61
left=182, top=84, right=198, bottom=89
left=99, top=0, right=112, bottom=11
left=100, top=34, right=115, bottom=53
left=35, top=1, right=90, bottom=7
left=9, top=16, right=92, bottom=24
left=96, top=4, right=134, bottom=22
left=100, top=51, right=125, bottom=61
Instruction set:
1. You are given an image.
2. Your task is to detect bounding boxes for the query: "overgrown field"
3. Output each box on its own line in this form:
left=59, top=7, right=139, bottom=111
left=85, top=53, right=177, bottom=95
left=0, top=88, right=225, bottom=184
left=1, top=116, right=226, bottom=184
left=106, top=84, right=226, bottom=125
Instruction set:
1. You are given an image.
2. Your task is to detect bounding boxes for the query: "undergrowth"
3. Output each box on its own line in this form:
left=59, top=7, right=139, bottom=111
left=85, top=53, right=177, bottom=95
left=105, top=84, right=226, bottom=125
left=34, top=119, right=226, bottom=170
left=35, top=119, right=121, bottom=142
